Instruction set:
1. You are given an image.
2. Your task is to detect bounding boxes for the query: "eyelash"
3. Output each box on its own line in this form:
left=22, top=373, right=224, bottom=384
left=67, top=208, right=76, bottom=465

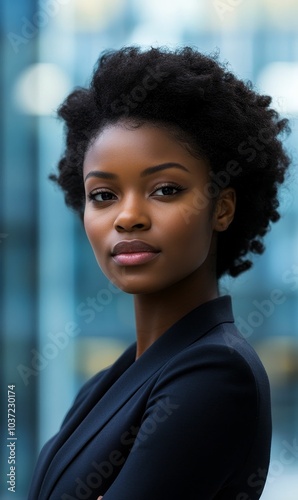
left=152, top=183, right=185, bottom=196
left=87, top=183, right=185, bottom=203
left=87, top=189, right=116, bottom=203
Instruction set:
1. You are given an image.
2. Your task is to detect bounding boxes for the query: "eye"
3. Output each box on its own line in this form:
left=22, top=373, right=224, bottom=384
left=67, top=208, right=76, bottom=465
left=152, top=184, right=185, bottom=197
left=88, top=190, right=117, bottom=203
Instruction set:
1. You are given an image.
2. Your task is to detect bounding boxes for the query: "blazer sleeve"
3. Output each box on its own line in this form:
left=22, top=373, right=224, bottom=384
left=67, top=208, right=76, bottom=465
left=101, top=343, right=261, bottom=500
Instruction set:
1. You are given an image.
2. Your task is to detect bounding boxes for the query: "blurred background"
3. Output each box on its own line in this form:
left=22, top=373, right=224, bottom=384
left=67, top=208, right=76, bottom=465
left=1, top=0, right=298, bottom=498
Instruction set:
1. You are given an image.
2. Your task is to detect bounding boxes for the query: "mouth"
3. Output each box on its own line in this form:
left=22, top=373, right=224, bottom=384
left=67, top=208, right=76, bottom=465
left=111, top=239, right=160, bottom=266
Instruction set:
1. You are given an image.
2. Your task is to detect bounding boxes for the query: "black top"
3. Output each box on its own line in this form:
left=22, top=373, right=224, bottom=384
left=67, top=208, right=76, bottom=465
left=28, top=295, right=272, bottom=499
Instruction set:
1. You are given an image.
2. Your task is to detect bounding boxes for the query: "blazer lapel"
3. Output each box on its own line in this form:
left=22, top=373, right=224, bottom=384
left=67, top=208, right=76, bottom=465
left=38, top=295, right=233, bottom=499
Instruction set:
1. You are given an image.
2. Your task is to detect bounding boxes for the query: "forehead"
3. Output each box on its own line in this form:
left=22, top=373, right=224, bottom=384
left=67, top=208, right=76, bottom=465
left=83, top=122, right=206, bottom=175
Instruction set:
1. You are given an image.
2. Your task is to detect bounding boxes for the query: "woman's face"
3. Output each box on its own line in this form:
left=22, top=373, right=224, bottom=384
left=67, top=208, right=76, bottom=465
left=83, top=122, right=232, bottom=294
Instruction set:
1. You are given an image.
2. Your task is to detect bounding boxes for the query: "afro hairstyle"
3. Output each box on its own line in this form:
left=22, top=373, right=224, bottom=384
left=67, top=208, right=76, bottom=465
left=50, top=46, right=291, bottom=278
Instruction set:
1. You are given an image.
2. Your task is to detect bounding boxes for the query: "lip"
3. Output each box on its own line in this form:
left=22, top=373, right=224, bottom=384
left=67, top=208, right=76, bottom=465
left=111, top=239, right=160, bottom=266
left=111, top=239, right=160, bottom=256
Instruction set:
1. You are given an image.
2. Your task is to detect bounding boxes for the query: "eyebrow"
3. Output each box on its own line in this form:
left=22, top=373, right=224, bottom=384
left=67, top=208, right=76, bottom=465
left=84, top=162, right=190, bottom=182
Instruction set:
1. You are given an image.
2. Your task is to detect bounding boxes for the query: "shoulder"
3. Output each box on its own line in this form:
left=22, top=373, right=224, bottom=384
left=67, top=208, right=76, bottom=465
left=177, top=320, right=268, bottom=380
left=152, top=321, right=270, bottom=410
left=141, top=322, right=270, bottom=470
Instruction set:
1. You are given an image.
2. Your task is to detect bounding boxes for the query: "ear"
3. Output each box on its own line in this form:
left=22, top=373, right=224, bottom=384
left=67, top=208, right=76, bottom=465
left=213, top=188, right=236, bottom=232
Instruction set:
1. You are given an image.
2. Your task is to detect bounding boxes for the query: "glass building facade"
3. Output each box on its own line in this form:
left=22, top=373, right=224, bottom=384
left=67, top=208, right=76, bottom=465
left=1, top=1, right=297, bottom=497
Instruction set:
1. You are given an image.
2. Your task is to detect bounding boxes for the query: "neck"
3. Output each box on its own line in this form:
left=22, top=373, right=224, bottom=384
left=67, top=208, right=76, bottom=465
left=133, top=269, right=218, bottom=360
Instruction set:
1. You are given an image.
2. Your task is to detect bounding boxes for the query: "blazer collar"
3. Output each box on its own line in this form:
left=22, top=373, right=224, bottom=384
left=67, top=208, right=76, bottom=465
left=37, top=295, right=233, bottom=499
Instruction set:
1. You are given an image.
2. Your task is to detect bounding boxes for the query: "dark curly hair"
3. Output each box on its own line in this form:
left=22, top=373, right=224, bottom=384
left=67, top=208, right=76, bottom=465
left=50, top=46, right=291, bottom=278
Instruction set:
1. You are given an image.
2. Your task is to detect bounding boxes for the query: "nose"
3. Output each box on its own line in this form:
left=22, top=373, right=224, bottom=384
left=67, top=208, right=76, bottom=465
left=113, top=194, right=151, bottom=232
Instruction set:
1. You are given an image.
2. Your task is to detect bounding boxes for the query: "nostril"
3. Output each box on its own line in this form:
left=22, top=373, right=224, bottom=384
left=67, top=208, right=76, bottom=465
left=115, top=222, right=146, bottom=231
left=114, top=212, right=151, bottom=232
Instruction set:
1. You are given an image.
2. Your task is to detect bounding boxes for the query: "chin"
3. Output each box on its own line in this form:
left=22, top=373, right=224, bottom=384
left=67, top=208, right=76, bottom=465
left=109, top=277, right=162, bottom=295
left=116, top=284, right=155, bottom=295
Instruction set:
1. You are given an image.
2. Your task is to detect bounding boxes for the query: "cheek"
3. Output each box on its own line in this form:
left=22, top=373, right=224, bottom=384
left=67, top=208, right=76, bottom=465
left=84, top=211, right=105, bottom=252
left=84, top=215, right=112, bottom=279
left=171, top=210, right=213, bottom=250
left=83, top=211, right=95, bottom=244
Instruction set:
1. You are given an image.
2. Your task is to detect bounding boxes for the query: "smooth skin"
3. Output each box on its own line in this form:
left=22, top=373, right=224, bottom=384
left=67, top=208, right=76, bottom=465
left=83, top=121, right=236, bottom=361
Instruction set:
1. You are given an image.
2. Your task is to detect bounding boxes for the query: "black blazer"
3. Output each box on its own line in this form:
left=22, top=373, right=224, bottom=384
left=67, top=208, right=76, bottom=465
left=28, top=296, right=271, bottom=499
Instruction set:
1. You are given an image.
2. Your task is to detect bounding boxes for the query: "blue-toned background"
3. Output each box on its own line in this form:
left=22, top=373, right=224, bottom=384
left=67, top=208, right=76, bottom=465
left=1, top=0, right=298, bottom=498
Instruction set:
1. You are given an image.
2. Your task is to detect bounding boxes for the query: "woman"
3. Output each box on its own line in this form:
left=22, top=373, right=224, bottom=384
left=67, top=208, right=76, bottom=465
left=28, top=46, right=291, bottom=499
